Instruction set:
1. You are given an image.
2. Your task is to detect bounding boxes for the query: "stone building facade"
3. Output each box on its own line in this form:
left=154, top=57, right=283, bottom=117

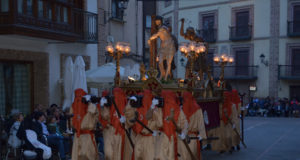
left=0, top=0, right=98, bottom=114
left=156, top=0, right=300, bottom=102
left=98, top=0, right=144, bottom=67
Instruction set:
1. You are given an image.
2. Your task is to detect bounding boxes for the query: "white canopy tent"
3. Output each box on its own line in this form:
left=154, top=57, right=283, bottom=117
left=85, top=63, right=140, bottom=90
left=86, top=63, right=126, bottom=83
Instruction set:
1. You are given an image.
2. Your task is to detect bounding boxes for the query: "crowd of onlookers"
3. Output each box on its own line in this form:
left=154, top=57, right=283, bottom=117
left=246, top=97, right=300, bottom=117
left=0, top=104, right=104, bottom=160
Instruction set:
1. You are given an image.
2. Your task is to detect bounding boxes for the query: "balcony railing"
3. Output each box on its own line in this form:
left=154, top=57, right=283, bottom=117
left=229, top=25, right=252, bottom=41
left=0, top=0, right=97, bottom=43
left=278, top=65, right=300, bottom=80
left=212, top=65, right=258, bottom=80
left=287, top=21, right=300, bottom=37
left=198, top=29, right=217, bottom=43
left=73, top=9, right=98, bottom=43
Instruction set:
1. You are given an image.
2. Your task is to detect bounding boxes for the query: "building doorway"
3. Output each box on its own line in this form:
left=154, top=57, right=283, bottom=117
left=290, top=85, right=300, bottom=101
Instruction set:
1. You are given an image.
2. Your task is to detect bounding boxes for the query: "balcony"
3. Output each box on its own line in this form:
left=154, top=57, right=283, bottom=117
left=0, top=0, right=97, bottom=43
left=278, top=65, right=300, bottom=80
left=212, top=65, right=258, bottom=80
left=287, top=21, right=300, bottom=37
left=198, top=29, right=217, bottom=43
left=229, top=25, right=252, bottom=41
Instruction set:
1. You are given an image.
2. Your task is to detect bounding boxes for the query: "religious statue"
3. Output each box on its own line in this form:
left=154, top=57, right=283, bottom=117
left=164, top=25, right=178, bottom=79
left=149, top=15, right=159, bottom=69
left=180, top=18, right=209, bottom=81
left=148, top=16, right=176, bottom=81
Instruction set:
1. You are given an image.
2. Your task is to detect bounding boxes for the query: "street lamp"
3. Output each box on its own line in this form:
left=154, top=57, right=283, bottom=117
left=106, top=42, right=130, bottom=86
left=118, top=0, right=129, bottom=10
left=260, top=53, right=268, bottom=66
left=213, top=54, right=234, bottom=88
left=179, top=42, right=206, bottom=87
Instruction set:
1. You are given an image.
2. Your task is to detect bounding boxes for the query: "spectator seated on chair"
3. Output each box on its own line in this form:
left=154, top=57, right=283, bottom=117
left=6, top=112, right=24, bottom=159
left=25, top=129, right=51, bottom=160
left=8, top=112, right=24, bottom=149
left=16, top=112, right=52, bottom=160
left=47, top=115, right=70, bottom=160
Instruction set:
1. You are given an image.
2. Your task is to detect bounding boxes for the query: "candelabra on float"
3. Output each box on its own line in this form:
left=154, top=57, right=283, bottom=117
left=106, top=42, right=131, bottom=86
left=213, top=54, right=234, bottom=88
left=179, top=42, right=206, bottom=88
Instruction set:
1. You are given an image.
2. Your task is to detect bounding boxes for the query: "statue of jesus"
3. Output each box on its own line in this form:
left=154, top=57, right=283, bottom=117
left=148, top=16, right=176, bottom=81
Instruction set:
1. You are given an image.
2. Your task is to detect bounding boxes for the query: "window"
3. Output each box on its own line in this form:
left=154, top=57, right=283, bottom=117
left=17, top=0, right=23, bottom=14
left=56, top=5, right=61, bottom=22
left=112, top=0, right=124, bottom=20
left=290, top=86, right=300, bottom=101
left=27, top=0, right=33, bottom=16
left=231, top=6, right=253, bottom=40
left=199, top=10, right=218, bottom=42
left=236, top=11, right=250, bottom=37
left=0, top=0, right=9, bottom=12
left=146, top=15, right=151, bottom=28
left=235, top=49, right=249, bottom=76
left=165, top=0, right=171, bottom=8
left=47, top=2, right=52, bottom=20
left=164, top=17, right=172, bottom=30
left=63, top=7, right=68, bottom=23
left=38, top=0, right=43, bottom=18
left=0, top=62, right=32, bottom=115
left=292, top=48, right=300, bottom=76
left=202, top=14, right=215, bottom=42
left=203, top=15, right=214, bottom=30
left=293, top=5, right=300, bottom=32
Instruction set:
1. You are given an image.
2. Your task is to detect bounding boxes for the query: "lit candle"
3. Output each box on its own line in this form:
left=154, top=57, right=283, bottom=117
left=106, top=45, right=114, bottom=53
left=119, top=45, right=124, bottom=52
left=223, top=56, right=228, bottom=62
left=124, top=46, right=131, bottom=53
left=195, top=47, right=201, bottom=54
left=180, top=46, right=186, bottom=53
left=213, top=56, right=220, bottom=63
left=229, top=57, right=234, bottom=63
left=189, top=43, right=196, bottom=51
left=221, top=54, right=226, bottom=59
left=199, top=45, right=206, bottom=52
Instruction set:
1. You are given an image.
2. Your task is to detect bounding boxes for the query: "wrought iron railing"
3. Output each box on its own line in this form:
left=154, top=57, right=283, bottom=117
left=198, top=29, right=217, bottom=43
left=287, top=21, right=300, bottom=37
left=278, top=65, right=300, bottom=80
left=0, top=0, right=97, bottom=43
left=73, top=8, right=98, bottom=43
left=212, top=65, right=258, bottom=80
left=229, top=25, right=252, bottom=41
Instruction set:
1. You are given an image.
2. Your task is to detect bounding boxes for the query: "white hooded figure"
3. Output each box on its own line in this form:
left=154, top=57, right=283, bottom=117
left=25, top=130, right=52, bottom=159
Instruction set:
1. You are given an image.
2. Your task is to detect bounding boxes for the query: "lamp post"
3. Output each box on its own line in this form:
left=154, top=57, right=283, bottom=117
left=179, top=42, right=206, bottom=87
left=106, top=42, right=130, bottom=86
left=213, top=54, right=234, bottom=88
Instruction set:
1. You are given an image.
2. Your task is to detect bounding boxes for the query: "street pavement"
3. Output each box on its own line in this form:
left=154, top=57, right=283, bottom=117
left=202, top=117, right=300, bottom=160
